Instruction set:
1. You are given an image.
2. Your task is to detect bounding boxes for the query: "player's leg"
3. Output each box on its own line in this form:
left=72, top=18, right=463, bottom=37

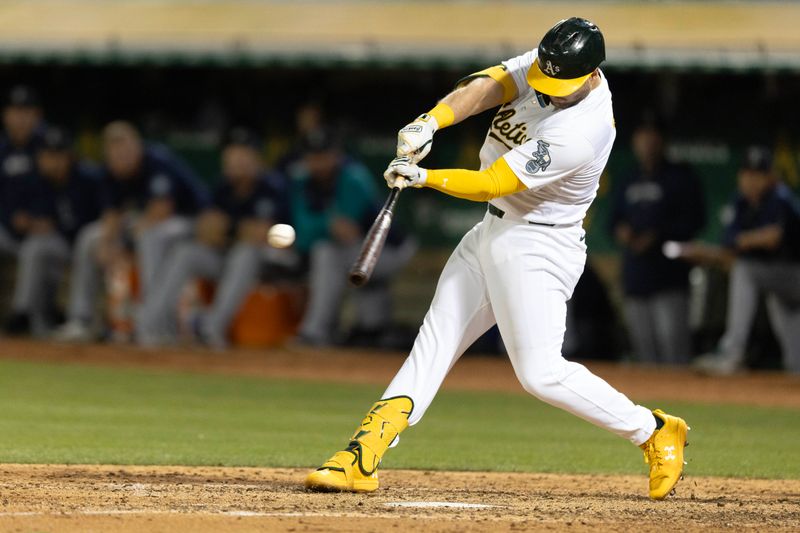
left=696, top=259, right=760, bottom=374
left=650, top=289, right=692, bottom=365
left=0, top=224, right=19, bottom=256
left=55, top=221, right=105, bottom=341
left=199, top=242, right=263, bottom=347
left=381, top=259, right=495, bottom=426
left=136, top=242, right=223, bottom=345
left=306, top=223, right=495, bottom=492
left=135, top=216, right=193, bottom=302
left=351, top=238, right=417, bottom=336
left=481, top=219, right=686, bottom=499
left=487, top=265, right=656, bottom=445
left=761, top=263, right=800, bottom=373
left=764, top=294, right=800, bottom=373
left=9, top=233, right=69, bottom=335
left=296, top=241, right=352, bottom=345
left=622, top=296, right=658, bottom=363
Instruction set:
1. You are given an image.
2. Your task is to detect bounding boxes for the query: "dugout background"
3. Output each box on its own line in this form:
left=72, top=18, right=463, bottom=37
left=1, top=0, right=799, bottom=363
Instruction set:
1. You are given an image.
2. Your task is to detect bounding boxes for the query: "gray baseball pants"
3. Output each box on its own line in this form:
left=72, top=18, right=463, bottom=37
left=718, top=258, right=800, bottom=373
left=298, top=238, right=417, bottom=344
left=137, top=241, right=274, bottom=345
left=65, top=217, right=193, bottom=324
left=623, top=289, right=692, bottom=365
left=10, top=232, right=70, bottom=335
left=0, top=224, right=19, bottom=256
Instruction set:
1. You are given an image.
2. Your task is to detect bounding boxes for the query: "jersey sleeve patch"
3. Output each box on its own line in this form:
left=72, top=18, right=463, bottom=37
left=524, top=140, right=552, bottom=174
left=502, top=131, right=595, bottom=190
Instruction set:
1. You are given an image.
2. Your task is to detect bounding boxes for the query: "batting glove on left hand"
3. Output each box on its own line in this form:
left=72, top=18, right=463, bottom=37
left=383, top=157, right=428, bottom=190
left=397, top=114, right=438, bottom=163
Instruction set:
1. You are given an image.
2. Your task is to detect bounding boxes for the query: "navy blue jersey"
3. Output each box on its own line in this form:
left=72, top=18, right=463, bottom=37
left=0, top=127, right=45, bottom=237
left=0, top=127, right=44, bottom=180
left=30, top=162, right=104, bottom=242
left=722, top=183, right=800, bottom=262
left=212, top=172, right=290, bottom=228
left=609, top=161, right=706, bottom=296
left=290, top=157, right=405, bottom=254
left=101, top=143, right=209, bottom=215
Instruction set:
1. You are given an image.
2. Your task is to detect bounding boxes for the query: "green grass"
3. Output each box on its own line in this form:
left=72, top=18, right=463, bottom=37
left=0, top=359, right=798, bottom=478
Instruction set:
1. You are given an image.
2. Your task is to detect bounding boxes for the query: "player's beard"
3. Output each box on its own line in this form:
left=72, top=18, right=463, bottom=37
left=549, top=75, right=596, bottom=109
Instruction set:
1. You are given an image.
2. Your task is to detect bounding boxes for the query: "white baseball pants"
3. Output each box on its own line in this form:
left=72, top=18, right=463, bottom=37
left=383, top=211, right=656, bottom=446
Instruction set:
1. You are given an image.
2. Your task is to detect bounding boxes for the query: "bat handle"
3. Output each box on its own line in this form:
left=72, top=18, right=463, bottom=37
left=384, top=186, right=401, bottom=211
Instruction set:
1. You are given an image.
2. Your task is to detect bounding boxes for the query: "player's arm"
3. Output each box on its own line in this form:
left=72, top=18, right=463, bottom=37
left=734, top=224, right=783, bottom=251
left=440, top=75, right=513, bottom=127
left=386, top=130, right=594, bottom=202
left=397, top=67, right=516, bottom=162
left=197, top=208, right=231, bottom=248
left=385, top=156, right=524, bottom=202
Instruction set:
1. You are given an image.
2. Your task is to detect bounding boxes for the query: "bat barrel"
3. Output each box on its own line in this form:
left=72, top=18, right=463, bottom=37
left=348, top=188, right=401, bottom=287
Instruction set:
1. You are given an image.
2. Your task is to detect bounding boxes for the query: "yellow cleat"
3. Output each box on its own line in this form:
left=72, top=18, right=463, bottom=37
left=305, top=396, right=413, bottom=493
left=305, top=448, right=379, bottom=492
left=640, top=409, right=689, bottom=500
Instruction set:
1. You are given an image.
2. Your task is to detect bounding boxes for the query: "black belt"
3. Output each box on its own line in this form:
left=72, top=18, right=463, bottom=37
left=488, top=204, right=555, bottom=227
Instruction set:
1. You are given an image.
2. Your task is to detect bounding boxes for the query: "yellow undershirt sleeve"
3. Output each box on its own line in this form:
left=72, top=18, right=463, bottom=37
left=426, top=102, right=455, bottom=129
left=424, top=157, right=527, bottom=202
left=455, top=65, right=518, bottom=104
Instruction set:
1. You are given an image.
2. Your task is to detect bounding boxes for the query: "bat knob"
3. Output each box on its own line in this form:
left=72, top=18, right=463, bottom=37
left=349, top=270, right=368, bottom=287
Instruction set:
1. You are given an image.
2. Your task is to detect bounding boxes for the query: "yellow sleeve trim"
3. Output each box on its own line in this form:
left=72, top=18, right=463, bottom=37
left=455, top=65, right=517, bottom=104
left=427, top=102, right=455, bottom=129
left=425, top=157, right=526, bottom=202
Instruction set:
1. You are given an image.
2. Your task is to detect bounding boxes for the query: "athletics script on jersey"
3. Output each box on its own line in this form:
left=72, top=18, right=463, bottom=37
left=488, top=104, right=552, bottom=174
left=488, top=104, right=528, bottom=150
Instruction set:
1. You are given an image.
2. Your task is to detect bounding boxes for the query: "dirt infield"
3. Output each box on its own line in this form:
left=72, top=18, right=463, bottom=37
left=2, top=340, right=800, bottom=531
left=1, top=464, right=799, bottom=532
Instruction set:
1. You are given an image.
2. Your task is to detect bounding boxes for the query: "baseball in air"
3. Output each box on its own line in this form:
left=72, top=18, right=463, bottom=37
left=267, top=224, right=296, bottom=248
left=662, top=240, right=683, bottom=259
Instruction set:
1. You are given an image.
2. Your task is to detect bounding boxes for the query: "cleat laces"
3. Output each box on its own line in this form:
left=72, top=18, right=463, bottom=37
left=642, top=439, right=663, bottom=468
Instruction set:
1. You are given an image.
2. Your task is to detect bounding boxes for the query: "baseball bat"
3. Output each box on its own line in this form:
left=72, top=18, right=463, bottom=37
left=348, top=187, right=402, bottom=287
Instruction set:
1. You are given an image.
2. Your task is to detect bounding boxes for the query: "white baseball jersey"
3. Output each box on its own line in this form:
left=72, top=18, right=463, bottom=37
left=480, top=50, right=616, bottom=226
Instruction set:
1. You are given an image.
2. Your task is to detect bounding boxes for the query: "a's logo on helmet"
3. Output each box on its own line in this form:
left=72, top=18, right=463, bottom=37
left=525, top=140, right=552, bottom=174
left=543, top=60, right=560, bottom=76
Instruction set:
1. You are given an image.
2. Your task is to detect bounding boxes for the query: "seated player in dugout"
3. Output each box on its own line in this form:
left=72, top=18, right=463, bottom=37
left=137, top=128, right=294, bottom=348
left=5, top=126, right=103, bottom=337
left=53, top=120, right=210, bottom=342
left=290, top=129, right=416, bottom=347
left=306, top=18, right=689, bottom=500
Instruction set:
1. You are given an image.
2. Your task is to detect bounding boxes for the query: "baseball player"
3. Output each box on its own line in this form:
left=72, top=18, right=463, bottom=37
left=292, top=129, right=416, bottom=347
left=694, top=146, right=800, bottom=374
left=54, top=121, right=209, bottom=342
left=6, top=126, right=103, bottom=337
left=136, top=128, right=292, bottom=347
left=306, top=18, right=689, bottom=500
left=609, top=120, right=706, bottom=365
left=0, top=85, right=45, bottom=255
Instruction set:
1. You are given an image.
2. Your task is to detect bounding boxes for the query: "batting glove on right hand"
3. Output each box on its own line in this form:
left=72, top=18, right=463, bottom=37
left=383, top=157, right=428, bottom=190
left=397, top=114, right=438, bottom=163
